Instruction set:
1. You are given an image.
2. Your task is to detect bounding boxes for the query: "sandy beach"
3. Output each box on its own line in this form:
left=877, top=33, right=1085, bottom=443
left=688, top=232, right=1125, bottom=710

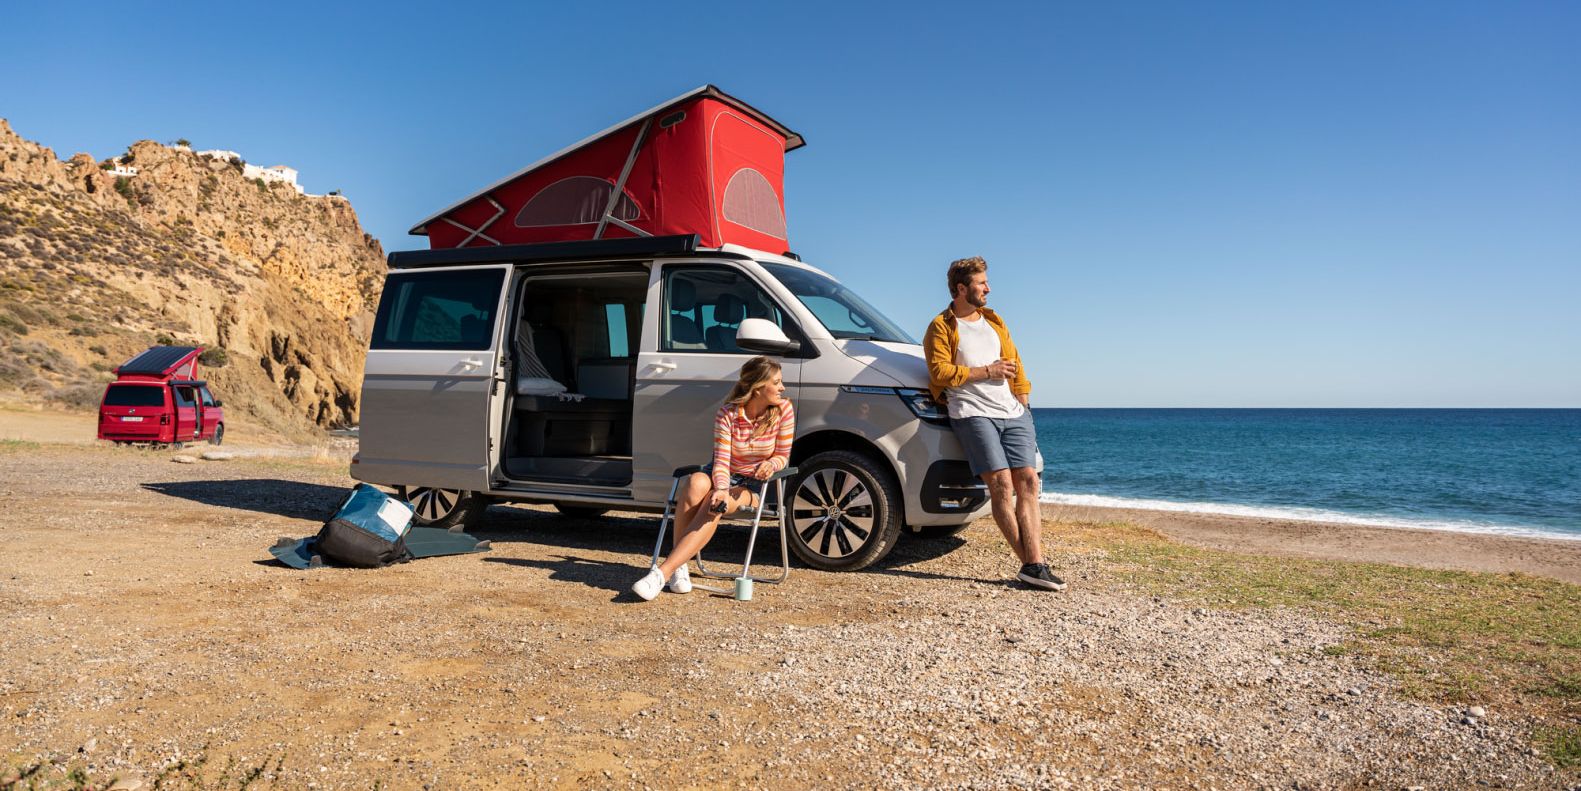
left=1, top=409, right=1578, bottom=787
left=1045, top=502, right=1581, bottom=585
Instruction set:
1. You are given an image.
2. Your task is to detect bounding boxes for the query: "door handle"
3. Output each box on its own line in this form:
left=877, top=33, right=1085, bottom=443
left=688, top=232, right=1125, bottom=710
left=651, top=362, right=677, bottom=373
left=460, top=358, right=482, bottom=369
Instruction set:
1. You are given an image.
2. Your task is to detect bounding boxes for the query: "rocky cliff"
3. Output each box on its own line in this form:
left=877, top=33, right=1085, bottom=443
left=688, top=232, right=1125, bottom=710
left=0, top=119, right=385, bottom=440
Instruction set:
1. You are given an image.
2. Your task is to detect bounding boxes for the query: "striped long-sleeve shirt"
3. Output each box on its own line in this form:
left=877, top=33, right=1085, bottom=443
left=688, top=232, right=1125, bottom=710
left=711, top=400, right=796, bottom=491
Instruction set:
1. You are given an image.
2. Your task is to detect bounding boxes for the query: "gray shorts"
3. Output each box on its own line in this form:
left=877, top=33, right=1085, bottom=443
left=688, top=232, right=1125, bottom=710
left=952, top=412, right=1038, bottom=477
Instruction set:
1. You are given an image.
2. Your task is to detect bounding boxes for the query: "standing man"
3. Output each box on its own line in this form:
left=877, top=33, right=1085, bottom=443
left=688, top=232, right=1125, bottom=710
left=923, top=256, right=1064, bottom=590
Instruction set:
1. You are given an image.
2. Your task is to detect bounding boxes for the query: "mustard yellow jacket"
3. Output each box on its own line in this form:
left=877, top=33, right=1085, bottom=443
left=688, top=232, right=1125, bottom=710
left=922, top=305, right=1032, bottom=404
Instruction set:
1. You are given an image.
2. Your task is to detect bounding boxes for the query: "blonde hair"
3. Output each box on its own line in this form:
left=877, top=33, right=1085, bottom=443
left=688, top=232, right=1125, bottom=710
left=725, top=356, right=784, bottom=438
left=947, top=256, right=987, bottom=299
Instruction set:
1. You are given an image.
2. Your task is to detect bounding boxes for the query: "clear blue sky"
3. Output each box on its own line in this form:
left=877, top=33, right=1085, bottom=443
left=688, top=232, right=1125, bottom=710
left=4, top=1, right=1577, bottom=407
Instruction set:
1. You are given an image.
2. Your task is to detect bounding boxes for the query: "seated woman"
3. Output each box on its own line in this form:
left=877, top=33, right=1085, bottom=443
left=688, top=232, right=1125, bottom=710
left=632, top=356, right=795, bottom=600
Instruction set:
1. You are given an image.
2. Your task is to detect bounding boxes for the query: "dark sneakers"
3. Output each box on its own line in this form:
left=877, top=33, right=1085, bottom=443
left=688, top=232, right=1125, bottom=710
left=1017, top=563, right=1067, bottom=591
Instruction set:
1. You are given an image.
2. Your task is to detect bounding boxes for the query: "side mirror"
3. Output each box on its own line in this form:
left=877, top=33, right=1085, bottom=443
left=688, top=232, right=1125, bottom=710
left=735, top=318, right=800, bottom=356
left=212, top=400, right=223, bottom=407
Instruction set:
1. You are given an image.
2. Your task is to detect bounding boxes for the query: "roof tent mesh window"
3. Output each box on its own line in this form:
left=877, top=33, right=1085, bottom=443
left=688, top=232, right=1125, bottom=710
left=514, top=177, right=642, bottom=228
left=721, top=168, right=786, bottom=240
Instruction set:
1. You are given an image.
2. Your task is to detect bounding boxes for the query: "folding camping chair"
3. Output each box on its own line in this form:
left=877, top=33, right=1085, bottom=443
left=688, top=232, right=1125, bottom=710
left=649, top=464, right=799, bottom=598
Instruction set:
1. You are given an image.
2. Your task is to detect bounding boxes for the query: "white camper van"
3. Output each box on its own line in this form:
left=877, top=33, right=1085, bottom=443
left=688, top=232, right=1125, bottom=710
left=350, top=234, right=996, bottom=571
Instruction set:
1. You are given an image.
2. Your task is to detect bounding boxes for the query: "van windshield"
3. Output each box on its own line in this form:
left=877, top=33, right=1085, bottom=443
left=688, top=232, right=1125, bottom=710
left=760, top=263, right=916, bottom=344
left=104, top=385, right=165, bottom=407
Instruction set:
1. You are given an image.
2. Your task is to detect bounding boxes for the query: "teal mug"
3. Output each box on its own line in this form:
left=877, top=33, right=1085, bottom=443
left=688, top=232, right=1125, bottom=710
left=734, top=576, right=753, bottom=601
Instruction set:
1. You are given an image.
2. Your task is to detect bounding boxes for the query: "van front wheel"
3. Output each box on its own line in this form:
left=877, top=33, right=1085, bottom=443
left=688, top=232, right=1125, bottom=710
left=396, top=486, right=489, bottom=530
left=786, top=451, right=903, bottom=571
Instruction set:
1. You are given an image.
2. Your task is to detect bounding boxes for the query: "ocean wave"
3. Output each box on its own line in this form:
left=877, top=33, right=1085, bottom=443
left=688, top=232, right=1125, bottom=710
left=1037, top=491, right=1581, bottom=541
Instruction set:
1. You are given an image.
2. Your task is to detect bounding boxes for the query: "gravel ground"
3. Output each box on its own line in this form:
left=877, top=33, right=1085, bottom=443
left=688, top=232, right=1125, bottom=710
left=0, top=444, right=1574, bottom=790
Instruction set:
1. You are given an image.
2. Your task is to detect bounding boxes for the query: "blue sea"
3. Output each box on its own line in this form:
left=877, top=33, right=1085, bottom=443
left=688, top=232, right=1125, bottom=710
left=1031, top=409, right=1581, bottom=540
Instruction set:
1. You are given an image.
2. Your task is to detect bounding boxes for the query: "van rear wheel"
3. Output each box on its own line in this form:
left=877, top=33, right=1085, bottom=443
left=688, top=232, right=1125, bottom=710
left=396, top=486, right=489, bottom=530
left=785, top=450, right=903, bottom=571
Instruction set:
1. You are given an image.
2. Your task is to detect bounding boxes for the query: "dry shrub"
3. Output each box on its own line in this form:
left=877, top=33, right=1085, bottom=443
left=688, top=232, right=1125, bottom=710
left=46, top=379, right=107, bottom=411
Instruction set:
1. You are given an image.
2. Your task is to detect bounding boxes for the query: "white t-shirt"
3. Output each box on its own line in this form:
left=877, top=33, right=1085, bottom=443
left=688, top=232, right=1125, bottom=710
left=946, top=313, right=1025, bottom=420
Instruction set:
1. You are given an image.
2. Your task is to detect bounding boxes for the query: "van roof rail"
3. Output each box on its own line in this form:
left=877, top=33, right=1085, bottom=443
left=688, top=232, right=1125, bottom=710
left=387, top=234, right=712, bottom=270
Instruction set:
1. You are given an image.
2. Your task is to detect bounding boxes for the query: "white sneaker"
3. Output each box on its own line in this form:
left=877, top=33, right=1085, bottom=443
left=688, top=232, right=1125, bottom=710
left=668, top=564, right=692, bottom=594
left=631, top=566, right=664, bottom=601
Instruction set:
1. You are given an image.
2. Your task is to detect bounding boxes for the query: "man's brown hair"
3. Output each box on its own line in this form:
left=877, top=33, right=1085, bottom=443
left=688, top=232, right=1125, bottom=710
left=947, top=256, right=987, bottom=299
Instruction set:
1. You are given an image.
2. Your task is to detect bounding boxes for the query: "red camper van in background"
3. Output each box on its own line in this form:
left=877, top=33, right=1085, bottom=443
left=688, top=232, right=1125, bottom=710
left=97, top=346, right=225, bottom=446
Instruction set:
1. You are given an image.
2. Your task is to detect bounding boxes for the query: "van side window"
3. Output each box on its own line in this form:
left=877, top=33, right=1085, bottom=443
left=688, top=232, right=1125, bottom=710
left=172, top=387, right=195, bottom=407
left=372, top=269, right=506, bottom=351
left=199, top=387, right=217, bottom=407
left=661, top=268, right=787, bottom=354
left=604, top=304, right=628, bottom=358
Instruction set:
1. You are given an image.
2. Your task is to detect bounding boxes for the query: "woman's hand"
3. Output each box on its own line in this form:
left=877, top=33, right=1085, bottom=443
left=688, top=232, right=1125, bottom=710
left=752, top=461, right=775, bottom=480
left=709, top=489, right=732, bottom=513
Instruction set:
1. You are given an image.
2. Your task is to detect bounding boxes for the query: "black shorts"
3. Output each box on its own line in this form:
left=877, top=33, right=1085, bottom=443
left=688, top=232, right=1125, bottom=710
left=700, top=462, right=766, bottom=495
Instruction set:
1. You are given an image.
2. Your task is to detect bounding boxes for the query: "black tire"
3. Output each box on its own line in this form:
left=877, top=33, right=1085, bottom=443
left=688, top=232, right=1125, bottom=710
left=396, top=485, right=490, bottom=530
left=785, top=450, right=904, bottom=571
left=209, top=424, right=224, bottom=445
left=908, top=523, right=970, bottom=540
left=553, top=503, right=609, bottom=519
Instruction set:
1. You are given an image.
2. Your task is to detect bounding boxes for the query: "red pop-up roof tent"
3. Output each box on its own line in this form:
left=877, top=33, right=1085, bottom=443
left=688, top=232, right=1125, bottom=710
left=409, top=85, right=804, bottom=253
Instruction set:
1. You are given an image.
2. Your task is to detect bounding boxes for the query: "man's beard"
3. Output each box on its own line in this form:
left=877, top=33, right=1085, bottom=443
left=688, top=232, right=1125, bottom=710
left=968, top=291, right=988, bottom=308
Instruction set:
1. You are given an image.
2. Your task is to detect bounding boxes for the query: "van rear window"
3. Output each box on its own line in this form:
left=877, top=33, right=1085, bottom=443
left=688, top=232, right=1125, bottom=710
left=104, top=385, right=165, bottom=407
left=371, top=269, right=506, bottom=351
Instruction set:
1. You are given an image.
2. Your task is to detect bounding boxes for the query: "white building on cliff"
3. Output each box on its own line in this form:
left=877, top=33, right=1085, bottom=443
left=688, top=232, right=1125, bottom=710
left=243, top=163, right=304, bottom=194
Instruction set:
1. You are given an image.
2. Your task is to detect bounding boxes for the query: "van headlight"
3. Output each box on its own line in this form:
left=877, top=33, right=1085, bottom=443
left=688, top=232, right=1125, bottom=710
left=895, top=388, right=948, bottom=423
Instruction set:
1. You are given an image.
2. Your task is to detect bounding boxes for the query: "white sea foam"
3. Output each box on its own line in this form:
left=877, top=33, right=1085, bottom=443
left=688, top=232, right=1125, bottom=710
left=1037, top=491, right=1581, bottom=541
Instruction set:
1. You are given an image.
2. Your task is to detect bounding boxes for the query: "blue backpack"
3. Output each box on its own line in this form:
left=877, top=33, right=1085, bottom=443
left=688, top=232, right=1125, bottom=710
left=313, top=484, right=415, bottom=568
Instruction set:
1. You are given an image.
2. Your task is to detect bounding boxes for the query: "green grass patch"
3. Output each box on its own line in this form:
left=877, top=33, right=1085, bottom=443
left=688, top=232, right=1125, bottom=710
left=1531, top=673, right=1581, bottom=700
left=1069, top=521, right=1581, bottom=706
left=1540, top=725, right=1581, bottom=768
left=0, top=439, right=40, bottom=453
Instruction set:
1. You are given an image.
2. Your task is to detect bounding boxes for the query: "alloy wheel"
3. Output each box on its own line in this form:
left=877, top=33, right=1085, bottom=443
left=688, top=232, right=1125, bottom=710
left=791, top=468, right=876, bottom=559
left=406, top=486, right=465, bottom=523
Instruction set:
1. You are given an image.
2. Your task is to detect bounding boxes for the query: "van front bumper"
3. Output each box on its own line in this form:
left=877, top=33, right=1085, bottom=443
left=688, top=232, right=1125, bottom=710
left=920, top=460, right=989, bottom=514
left=890, top=419, right=992, bottom=527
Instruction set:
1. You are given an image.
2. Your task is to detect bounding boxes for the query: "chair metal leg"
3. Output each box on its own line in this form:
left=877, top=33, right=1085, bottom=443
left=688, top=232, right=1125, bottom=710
left=649, top=476, right=684, bottom=568
left=693, top=477, right=790, bottom=586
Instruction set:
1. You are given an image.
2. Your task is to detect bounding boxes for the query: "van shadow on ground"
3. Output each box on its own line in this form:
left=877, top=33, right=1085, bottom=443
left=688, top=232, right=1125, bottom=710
left=139, top=481, right=993, bottom=586
left=475, top=504, right=996, bottom=593
left=142, top=479, right=344, bottom=521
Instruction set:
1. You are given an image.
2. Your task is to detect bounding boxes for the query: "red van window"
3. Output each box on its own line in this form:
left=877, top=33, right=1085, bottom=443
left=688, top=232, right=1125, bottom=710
left=104, top=385, right=165, bottom=407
